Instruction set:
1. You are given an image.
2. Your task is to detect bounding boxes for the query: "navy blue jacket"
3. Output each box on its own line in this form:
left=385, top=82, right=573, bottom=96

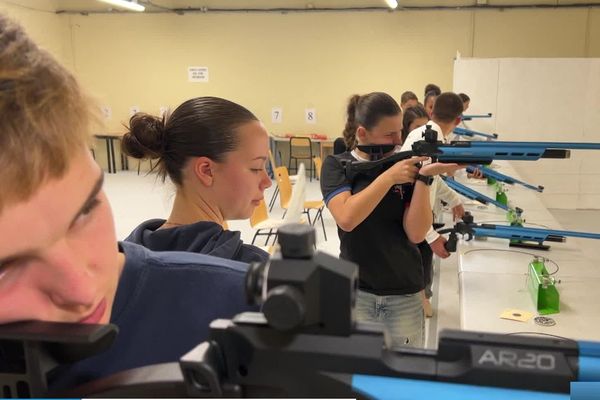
left=49, top=241, right=257, bottom=391
left=125, top=219, right=268, bottom=263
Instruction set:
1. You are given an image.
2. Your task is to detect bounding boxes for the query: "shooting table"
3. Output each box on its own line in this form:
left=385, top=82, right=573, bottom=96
left=438, top=162, right=600, bottom=342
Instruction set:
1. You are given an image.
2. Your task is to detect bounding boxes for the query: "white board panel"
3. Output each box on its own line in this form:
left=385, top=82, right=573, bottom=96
left=454, top=57, right=600, bottom=209
left=453, top=57, right=499, bottom=134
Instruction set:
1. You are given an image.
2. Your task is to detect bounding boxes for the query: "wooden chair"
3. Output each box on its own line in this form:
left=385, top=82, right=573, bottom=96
left=275, top=166, right=327, bottom=241
left=313, top=156, right=323, bottom=180
left=268, top=149, right=300, bottom=212
left=249, top=199, right=286, bottom=246
left=252, top=164, right=307, bottom=246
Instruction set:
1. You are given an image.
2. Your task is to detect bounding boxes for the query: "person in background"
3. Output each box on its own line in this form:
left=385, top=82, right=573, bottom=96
left=321, top=92, right=463, bottom=348
left=423, top=91, right=438, bottom=119
left=401, top=104, right=429, bottom=143
left=400, top=90, right=419, bottom=112
left=401, top=93, right=467, bottom=316
left=459, top=93, right=470, bottom=112
left=402, top=104, right=443, bottom=317
left=424, top=83, right=441, bottom=97
left=122, top=97, right=272, bottom=263
left=0, top=14, right=255, bottom=390
left=333, top=136, right=347, bottom=155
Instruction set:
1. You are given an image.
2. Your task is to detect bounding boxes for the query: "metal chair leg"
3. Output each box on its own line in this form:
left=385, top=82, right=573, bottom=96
left=268, top=186, right=279, bottom=212
left=318, top=208, right=327, bottom=241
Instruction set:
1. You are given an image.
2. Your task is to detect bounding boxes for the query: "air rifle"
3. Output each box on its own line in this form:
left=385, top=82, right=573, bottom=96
left=466, top=165, right=544, bottom=192
left=454, top=126, right=498, bottom=140
left=461, top=112, right=493, bottom=121
left=439, top=212, right=600, bottom=251
left=344, top=125, right=600, bottom=181
left=440, top=175, right=515, bottom=212
left=2, top=225, right=600, bottom=398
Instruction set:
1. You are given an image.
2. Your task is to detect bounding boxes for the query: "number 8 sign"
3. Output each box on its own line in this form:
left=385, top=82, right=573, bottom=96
left=305, top=108, right=317, bottom=124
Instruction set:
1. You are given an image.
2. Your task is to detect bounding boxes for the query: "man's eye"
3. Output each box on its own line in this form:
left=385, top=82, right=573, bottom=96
left=72, top=198, right=101, bottom=228
left=81, top=198, right=100, bottom=216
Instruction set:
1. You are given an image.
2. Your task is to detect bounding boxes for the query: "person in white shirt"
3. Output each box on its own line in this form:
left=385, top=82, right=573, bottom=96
left=400, top=93, right=467, bottom=315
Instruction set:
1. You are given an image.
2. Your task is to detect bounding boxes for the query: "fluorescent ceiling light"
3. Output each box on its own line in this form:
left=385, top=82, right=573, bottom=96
left=98, top=0, right=145, bottom=12
left=385, top=0, right=398, bottom=8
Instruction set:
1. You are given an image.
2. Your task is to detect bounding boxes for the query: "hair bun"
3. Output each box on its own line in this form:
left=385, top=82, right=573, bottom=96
left=121, top=112, right=166, bottom=159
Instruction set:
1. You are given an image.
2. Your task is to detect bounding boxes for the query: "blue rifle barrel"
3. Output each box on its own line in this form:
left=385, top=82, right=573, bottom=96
left=441, top=176, right=510, bottom=211
left=454, top=126, right=499, bottom=139
left=429, top=141, right=600, bottom=163
left=466, top=165, right=544, bottom=192
left=472, top=224, right=600, bottom=244
left=353, top=338, right=600, bottom=399
left=461, top=113, right=493, bottom=121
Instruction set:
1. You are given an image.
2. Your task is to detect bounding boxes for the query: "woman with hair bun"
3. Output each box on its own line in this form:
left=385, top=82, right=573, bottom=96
left=122, top=96, right=272, bottom=263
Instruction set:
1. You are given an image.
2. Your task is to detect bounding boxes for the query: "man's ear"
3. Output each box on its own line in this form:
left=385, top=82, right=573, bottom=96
left=356, top=126, right=367, bottom=143
left=193, top=157, right=215, bottom=187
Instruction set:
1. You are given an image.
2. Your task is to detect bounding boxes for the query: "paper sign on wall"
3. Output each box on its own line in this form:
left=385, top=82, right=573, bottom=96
left=272, top=107, right=283, bottom=123
left=305, top=108, right=317, bottom=124
left=101, top=106, right=112, bottom=120
left=188, top=66, right=209, bottom=82
left=129, top=106, right=140, bottom=117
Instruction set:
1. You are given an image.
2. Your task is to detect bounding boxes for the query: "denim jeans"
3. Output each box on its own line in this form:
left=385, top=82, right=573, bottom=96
left=355, top=289, right=425, bottom=349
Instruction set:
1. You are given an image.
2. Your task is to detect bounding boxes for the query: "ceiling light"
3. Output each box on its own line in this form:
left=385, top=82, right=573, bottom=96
left=97, top=0, right=145, bottom=12
left=385, top=0, right=398, bottom=9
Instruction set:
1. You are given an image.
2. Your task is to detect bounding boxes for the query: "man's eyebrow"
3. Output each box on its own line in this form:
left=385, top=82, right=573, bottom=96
left=252, top=156, right=268, bottom=160
left=69, top=172, right=105, bottom=227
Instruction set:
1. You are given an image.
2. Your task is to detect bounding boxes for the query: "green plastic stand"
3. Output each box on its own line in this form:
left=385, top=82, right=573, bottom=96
left=528, top=257, right=560, bottom=315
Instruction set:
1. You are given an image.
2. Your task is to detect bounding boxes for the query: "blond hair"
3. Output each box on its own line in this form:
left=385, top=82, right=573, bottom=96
left=0, top=14, right=97, bottom=211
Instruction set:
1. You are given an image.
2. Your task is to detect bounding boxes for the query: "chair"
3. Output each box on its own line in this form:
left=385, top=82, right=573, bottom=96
left=313, top=156, right=323, bottom=180
left=288, top=136, right=314, bottom=181
left=268, top=149, right=300, bottom=212
left=249, top=199, right=287, bottom=246
left=275, top=165, right=327, bottom=241
left=251, top=164, right=307, bottom=246
left=267, top=150, right=280, bottom=211
left=282, top=163, right=306, bottom=225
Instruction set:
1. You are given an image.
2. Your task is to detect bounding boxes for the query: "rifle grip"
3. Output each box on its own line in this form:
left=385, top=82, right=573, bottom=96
left=444, top=232, right=458, bottom=253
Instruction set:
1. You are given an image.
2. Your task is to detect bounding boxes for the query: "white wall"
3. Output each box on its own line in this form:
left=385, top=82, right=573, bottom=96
left=454, top=57, right=600, bottom=209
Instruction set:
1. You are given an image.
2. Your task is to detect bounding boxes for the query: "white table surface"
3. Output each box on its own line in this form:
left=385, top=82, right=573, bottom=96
left=451, top=161, right=600, bottom=341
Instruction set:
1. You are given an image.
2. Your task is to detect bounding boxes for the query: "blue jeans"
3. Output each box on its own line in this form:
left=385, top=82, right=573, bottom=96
left=355, top=289, right=425, bottom=349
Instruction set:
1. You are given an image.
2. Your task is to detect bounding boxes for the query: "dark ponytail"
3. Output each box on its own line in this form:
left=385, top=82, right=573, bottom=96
left=342, top=95, right=361, bottom=149
left=342, top=92, right=401, bottom=150
left=122, top=96, right=258, bottom=185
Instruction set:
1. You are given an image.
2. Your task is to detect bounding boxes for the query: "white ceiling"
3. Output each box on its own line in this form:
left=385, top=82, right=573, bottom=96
left=17, top=0, right=600, bottom=14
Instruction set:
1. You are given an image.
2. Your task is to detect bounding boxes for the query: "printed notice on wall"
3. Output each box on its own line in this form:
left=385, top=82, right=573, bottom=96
left=188, top=66, right=209, bottom=82
left=305, top=108, right=317, bottom=124
left=272, top=107, right=283, bottom=123
left=101, top=105, right=112, bottom=120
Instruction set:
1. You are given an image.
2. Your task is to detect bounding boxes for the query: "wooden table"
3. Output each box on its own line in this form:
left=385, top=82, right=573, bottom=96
left=269, top=135, right=334, bottom=166
left=94, top=134, right=128, bottom=174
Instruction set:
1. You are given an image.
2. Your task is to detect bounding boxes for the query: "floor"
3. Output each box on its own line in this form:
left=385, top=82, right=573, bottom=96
left=103, top=170, right=600, bottom=348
